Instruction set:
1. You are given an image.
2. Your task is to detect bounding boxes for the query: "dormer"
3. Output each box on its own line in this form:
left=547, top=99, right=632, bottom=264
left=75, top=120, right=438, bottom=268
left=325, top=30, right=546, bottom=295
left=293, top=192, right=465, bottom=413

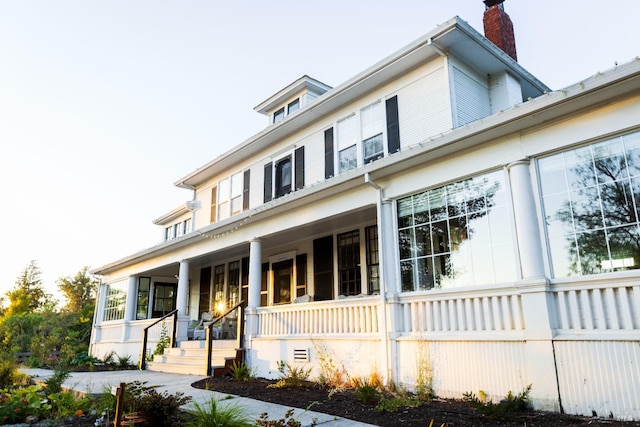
left=254, top=75, right=332, bottom=125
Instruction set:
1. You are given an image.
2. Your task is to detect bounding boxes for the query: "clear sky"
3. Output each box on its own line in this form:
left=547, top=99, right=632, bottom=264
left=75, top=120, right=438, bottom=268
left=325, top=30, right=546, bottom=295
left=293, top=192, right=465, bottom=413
left=1, top=0, right=638, bottom=302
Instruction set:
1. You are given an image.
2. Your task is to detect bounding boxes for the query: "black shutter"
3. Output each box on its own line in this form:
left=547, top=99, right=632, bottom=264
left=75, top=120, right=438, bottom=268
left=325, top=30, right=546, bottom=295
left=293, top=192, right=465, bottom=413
left=263, top=162, right=272, bottom=203
left=295, top=146, right=305, bottom=190
left=313, top=235, right=334, bottom=301
left=386, top=96, right=400, bottom=154
left=243, top=169, right=250, bottom=211
left=324, top=128, right=334, bottom=179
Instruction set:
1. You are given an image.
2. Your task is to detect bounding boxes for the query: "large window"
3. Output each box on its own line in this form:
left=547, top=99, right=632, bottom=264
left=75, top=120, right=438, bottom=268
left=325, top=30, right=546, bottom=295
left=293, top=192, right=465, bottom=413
left=539, top=131, right=640, bottom=277
left=103, top=281, right=127, bottom=321
left=397, top=170, right=515, bottom=291
left=366, top=225, right=380, bottom=294
left=228, top=261, right=240, bottom=308
left=217, top=172, right=245, bottom=221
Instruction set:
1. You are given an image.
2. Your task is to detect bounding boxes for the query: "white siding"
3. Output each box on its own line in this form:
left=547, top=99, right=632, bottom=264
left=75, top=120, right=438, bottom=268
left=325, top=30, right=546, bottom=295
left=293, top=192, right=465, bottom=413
left=451, top=62, right=491, bottom=128
left=397, top=65, right=451, bottom=149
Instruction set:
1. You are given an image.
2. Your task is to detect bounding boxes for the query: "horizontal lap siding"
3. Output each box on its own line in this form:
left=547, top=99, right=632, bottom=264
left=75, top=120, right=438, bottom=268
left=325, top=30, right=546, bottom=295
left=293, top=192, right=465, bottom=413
left=398, top=66, right=451, bottom=149
left=451, top=64, right=491, bottom=127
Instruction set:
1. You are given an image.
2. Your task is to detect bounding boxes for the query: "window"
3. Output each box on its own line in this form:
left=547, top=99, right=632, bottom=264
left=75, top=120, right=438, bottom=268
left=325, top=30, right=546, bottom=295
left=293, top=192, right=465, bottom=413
left=539, top=130, right=640, bottom=277
left=210, top=186, right=217, bottom=223
left=231, top=173, right=243, bottom=215
left=218, top=178, right=230, bottom=221
left=174, top=223, right=182, bottom=238
left=397, top=170, right=515, bottom=291
left=228, top=261, right=240, bottom=307
left=337, top=115, right=358, bottom=173
left=103, top=281, right=127, bottom=321
left=361, top=101, right=384, bottom=164
left=183, top=218, right=192, bottom=235
left=261, top=263, right=269, bottom=307
left=273, top=107, right=285, bottom=124
left=217, top=172, right=246, bottom=220
left=275, top=156, right=292, bottom=197
left=365, top=226, right=380, bottom=294
left=213, top=265, right=225, bottom=311
left=164, top=226, right=172, bottom=241
left=287, top=98, right=300, bottom=114
left=152, top=283, right=176, bottom=318
left=136, top=277, right=150, bottom=320
left=338, top=230, right=361, bottom=296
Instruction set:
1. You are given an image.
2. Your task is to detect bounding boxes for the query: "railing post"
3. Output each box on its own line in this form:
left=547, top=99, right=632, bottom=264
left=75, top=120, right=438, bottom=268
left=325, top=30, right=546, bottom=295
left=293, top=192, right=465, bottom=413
left=139, top=329, right=148, bottom=370
left=171, top=311, right=178, bottom=348
left=206, top=326, right=213, bottom=376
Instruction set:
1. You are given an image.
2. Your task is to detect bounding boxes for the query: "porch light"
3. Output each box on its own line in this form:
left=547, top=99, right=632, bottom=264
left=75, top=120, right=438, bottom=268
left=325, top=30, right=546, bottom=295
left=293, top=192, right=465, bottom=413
left=215, top=300, right=227, bottom=315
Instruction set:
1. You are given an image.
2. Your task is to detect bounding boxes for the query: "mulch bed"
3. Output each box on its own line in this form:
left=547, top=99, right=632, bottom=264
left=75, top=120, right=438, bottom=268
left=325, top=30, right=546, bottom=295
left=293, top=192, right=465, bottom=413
left=192, top=376, right=640, bottom=427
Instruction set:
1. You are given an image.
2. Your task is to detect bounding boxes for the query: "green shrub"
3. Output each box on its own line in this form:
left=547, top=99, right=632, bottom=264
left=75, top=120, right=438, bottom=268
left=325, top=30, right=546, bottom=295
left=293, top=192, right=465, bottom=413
left=45, top=367, right=70, bottom=395
left=229, top=361, right=253, bottom=381
left=69, top=351, right=101, bottom=367
left=117, top=353, right=133, bottom=368
left=463, top=384, right=532, bottom=417
left=256, top=408, right=317, bottom=427
left=125, top=381, right=191, bottom=427
left=185, top=397, right=253, bottom=427
left=0, top=358, right=19, bottom=389
left=0, top=384, right=49, bottom=424
left=270, top=360, right=312, bottom=389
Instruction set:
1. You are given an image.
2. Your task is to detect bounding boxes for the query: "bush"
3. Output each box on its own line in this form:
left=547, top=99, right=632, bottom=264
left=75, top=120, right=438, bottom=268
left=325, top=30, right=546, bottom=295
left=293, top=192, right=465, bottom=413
left=0, top=358, right=19, bottom=390
left=185, top=397, right=253, bottom=427
left=269, top=361, right=312, bottom=389
left=125, top=381, right=192, bottom=427
left=463, top=384, right=532, bottom=417
left=229, top=361, right=254, bottom=381
left=45, top=367, right=70, bottom=395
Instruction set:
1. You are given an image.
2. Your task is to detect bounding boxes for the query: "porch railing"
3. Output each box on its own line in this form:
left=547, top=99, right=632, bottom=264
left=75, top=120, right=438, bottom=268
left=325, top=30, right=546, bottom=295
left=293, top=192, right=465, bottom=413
left=205, top=300, right=246, bottom=376
left=139, top=309, right=178, bottom=370
left=256, top=296, right=381, bottom=336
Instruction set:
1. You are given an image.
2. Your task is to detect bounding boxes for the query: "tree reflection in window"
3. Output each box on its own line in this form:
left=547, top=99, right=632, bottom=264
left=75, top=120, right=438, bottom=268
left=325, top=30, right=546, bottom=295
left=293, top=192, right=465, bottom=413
left=540, top=131, right=640, bottom=276
left=397, top=170, right=514, bottom=291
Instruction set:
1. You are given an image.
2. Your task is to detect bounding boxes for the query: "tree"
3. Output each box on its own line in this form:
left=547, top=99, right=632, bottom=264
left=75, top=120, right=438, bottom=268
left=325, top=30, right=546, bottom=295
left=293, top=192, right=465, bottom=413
left=57, top=266, right=99, bottom=313
left=4, top=260, right=50, bottom=316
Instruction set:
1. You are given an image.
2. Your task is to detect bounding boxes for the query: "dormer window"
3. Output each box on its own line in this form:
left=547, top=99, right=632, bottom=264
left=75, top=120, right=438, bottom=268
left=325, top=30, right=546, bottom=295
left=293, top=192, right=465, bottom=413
left=273, top=107, right=285, bottom=124
left=287, top=98, right=300, bottom=114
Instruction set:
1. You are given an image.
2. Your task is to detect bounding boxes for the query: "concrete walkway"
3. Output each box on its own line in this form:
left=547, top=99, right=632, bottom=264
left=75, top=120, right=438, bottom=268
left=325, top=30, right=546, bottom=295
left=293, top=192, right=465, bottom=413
left=22, top=368, right=373, bottom=427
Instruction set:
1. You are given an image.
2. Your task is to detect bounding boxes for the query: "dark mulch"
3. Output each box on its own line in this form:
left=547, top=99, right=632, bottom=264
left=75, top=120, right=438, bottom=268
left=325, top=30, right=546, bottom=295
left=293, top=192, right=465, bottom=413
left=192, top=376, right=640, bottom=427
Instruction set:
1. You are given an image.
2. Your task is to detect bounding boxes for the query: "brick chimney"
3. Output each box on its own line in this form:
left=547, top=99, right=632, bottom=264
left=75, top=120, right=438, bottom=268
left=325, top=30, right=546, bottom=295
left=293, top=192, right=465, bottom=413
left=483, top=0, right=517, bottom=61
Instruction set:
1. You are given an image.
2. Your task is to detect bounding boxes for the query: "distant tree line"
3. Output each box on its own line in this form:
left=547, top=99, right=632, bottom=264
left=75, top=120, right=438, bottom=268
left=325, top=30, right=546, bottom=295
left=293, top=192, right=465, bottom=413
left=0, top=260, right=99, bottom=367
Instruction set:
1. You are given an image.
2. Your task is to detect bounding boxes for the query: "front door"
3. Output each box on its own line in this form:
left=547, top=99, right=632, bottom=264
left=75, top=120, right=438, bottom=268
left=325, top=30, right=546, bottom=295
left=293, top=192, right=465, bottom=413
left=152, top=282, right=177, bottom=318
left=272, top=259, right=293, bottom=304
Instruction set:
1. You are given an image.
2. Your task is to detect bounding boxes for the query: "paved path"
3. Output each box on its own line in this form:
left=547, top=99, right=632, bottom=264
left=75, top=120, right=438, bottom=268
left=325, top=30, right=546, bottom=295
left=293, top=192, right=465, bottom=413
left=22, top=368, right=373, bottom=427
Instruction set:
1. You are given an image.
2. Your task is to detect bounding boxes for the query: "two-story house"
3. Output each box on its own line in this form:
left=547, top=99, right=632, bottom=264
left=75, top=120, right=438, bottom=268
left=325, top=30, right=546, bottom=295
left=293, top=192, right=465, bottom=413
left=90, top=1, right=640, bottom=419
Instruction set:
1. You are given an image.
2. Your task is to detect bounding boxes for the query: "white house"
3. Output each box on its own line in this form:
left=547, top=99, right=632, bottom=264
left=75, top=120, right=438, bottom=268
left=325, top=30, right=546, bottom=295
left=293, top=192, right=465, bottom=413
left=90, top=0, right=640, bottom=420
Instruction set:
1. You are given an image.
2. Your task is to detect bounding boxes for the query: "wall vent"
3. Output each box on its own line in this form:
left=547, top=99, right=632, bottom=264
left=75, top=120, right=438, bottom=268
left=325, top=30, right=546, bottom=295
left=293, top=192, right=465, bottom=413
left=293, top=348, right=310, bottom=362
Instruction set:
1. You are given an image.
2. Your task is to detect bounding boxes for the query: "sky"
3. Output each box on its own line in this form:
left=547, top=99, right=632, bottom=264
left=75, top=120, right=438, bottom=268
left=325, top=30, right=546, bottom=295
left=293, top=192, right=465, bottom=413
left=1, top=0, right=639, bottom=303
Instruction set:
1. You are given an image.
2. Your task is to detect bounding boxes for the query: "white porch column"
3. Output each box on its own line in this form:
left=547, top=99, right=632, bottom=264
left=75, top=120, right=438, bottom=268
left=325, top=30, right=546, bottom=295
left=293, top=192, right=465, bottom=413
left=177, top=260, right=190, bottom=316
left=508, top=160, right=559, bottom=412
left=176, top=260, right=190, bottom=342
left=507, top=160, right=545, bottom=280
left=246, top=239, right=262, bottom=367
left=248, top=239, right=262, bottom=309
left=124, top=276, right=137, bottom=321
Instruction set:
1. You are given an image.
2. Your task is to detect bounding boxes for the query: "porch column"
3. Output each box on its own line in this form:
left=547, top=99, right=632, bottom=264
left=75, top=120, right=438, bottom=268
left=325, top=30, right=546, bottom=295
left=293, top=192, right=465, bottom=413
left=507, top=160, right=544, bottom=279
left=124, top=276, right=137, bottom=321
left=248, top=239, right=262, bottom=309
left=177, top=260, right=190, bottom=316
left=507, top=160, right=559, bottom=411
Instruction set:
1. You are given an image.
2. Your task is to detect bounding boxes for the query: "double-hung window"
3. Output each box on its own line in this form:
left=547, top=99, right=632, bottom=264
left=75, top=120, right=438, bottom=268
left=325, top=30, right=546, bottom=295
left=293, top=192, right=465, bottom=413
left=218, top=178, right=230, bottom=221
left=361, top=101, right=384, bottom=164
left=230, top=173, right=243, bottom=215
left=338, top=115, right=358, bottom=173
left=264, top=147, right=305, bottom=202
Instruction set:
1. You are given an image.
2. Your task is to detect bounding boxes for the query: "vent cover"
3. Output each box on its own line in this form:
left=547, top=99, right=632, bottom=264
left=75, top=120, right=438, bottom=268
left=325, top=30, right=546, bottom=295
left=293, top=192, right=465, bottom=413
left=293, top=348, right=310, bottom=362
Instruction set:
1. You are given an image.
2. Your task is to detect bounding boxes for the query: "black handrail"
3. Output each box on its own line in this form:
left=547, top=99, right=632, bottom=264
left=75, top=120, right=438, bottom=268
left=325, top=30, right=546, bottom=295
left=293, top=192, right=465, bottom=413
left=139, top=309, right=179, bottom=370
left=205, top=300, right=246, bottom=376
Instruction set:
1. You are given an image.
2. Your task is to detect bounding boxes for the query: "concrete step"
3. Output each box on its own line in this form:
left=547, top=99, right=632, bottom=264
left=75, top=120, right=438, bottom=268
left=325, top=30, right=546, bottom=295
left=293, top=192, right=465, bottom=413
left=147, top=340, right=240, bottom=376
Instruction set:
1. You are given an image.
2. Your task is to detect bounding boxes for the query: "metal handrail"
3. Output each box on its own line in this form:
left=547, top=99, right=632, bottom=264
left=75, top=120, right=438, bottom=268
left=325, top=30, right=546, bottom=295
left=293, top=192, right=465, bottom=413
left=139, top=309, right=179, bottom=370
left=205, top=300, right=246, bottom=376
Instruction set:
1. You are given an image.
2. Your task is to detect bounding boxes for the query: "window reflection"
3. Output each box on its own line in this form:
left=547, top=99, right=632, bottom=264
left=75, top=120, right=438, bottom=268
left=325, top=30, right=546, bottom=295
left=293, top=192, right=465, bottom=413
left=539, top=131, right=640, bottom=276
left=397, top=170, right=515, bottom=291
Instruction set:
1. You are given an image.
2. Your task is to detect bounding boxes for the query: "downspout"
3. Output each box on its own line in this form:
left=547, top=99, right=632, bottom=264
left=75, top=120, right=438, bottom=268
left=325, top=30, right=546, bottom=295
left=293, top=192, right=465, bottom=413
left=365, top=173, right=393, bottom=385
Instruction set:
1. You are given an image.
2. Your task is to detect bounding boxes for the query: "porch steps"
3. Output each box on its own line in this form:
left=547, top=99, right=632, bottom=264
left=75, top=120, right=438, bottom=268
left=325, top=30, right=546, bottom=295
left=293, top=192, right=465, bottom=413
left=147, top=339, right=241, bottom=376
